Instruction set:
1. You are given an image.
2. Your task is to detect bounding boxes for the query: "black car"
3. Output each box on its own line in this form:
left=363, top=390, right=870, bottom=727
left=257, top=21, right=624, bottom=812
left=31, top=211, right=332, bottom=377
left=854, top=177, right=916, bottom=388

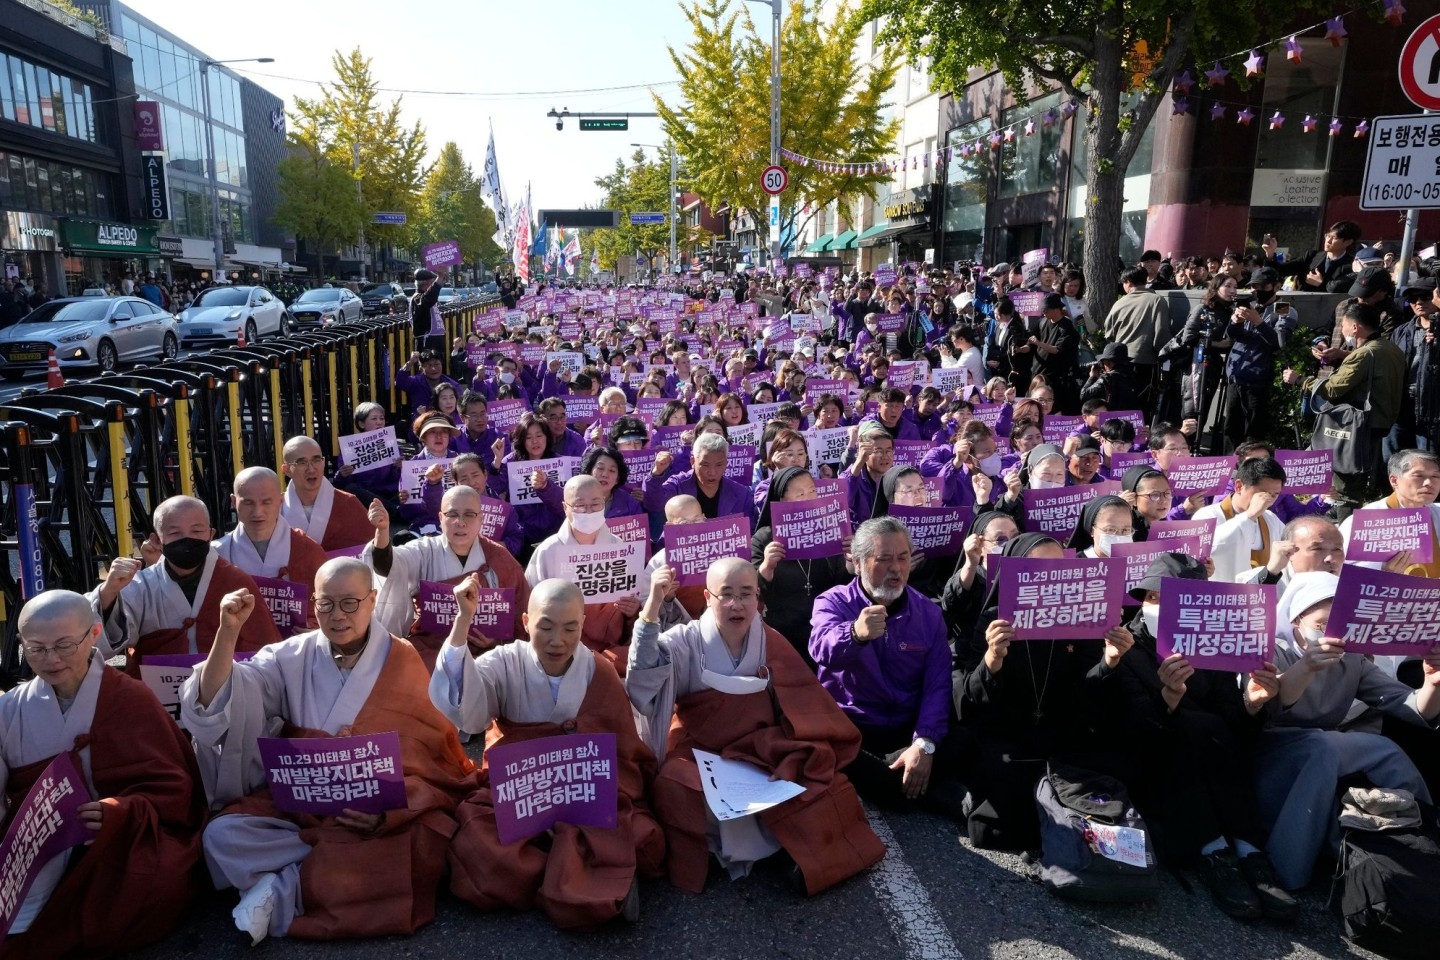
left=359, top=282, right=409, bottom=317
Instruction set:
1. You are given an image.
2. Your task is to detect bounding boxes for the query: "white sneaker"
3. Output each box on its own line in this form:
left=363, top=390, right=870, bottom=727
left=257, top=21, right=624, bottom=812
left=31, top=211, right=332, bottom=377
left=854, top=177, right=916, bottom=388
left=232, top=872, right=280, bottom=945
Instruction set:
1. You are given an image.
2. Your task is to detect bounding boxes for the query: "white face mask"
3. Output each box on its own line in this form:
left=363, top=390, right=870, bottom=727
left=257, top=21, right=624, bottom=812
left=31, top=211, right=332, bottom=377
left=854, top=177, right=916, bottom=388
left=568, top=510, right=608, bottom=535
left=1093, top=532, right=1132, bottom=556
left=499, top=371, right=515, bottom=384
left=1140, top=603, right=1160, bottom=637
left=1030, top=478, right=1064, bottom=490
left=1343, top=336, right=1357, bottom=349
left=1297, top=624, right=1325, bottom=645
left=977, top=454, right=1003, bottom=476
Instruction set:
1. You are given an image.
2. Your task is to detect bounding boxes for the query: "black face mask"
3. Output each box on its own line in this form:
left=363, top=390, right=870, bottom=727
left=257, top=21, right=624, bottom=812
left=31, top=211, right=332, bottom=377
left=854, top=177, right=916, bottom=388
left=1254, top=287, right=1278, bottom=305
left=162, top=537, right=210, bottom=571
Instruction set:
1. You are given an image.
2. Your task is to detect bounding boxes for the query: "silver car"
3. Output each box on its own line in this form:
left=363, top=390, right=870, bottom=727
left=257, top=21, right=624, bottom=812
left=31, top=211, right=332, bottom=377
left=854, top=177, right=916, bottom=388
left=0, top=296, right=178, bottom=379
left=289, top=287, right=363, bottom=329
left=176, top=285, right=289, bottom=348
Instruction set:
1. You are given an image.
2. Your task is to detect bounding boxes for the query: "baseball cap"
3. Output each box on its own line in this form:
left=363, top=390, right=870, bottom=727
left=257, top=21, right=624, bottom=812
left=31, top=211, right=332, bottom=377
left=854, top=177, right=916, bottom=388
left=415, top=268, right=437, bottom=281
left=1350, top=265, right=1396, bottom=299
left=1249, top=266, right=1281, bottom=287
left=1140, top=249, right=1162, bottom=263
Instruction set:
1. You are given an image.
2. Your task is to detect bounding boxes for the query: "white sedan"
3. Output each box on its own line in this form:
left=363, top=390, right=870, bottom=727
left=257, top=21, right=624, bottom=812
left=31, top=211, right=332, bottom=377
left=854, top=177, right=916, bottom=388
left=0, top=296, right=178, bottom=379
left=289, top=287, right=363, bottom=329
left=176, top=285, right=288, bottom=348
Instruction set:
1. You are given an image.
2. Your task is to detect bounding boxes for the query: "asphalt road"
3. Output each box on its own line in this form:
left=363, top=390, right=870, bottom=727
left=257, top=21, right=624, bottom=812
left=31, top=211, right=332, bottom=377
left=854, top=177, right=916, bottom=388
left=128, top=738, right=1383, bottom=960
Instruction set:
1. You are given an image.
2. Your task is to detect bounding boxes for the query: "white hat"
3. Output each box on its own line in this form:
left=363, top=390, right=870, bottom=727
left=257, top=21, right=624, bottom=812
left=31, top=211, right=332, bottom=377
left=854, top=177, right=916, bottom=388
left=1275, top=571, right=1339, bottom=653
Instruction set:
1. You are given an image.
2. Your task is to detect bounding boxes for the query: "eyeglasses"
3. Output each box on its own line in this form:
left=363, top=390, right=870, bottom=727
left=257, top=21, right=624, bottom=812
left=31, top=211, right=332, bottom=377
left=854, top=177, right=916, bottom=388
left=566, top=503, right=605, bottom=513
left=21, top=634, right=86, bottom=661
left=1095, top=527, right=1133, bottom=537
left=1136, top=491, right=1171, bottom=502
left=442, top=510, right=480, bottom=521
left=895, top=485, right=927, bottom=499
left=315, top=595, right=370, bottom=615
left=544, top=412, right=567, bottom=423
left=713, top=589, right=758, bottom=604
left=285, top=455, right=326, bottom=469
left=1160, top=445, right=1189, bottom=453
left=984, top=535, right=1013, bottom=546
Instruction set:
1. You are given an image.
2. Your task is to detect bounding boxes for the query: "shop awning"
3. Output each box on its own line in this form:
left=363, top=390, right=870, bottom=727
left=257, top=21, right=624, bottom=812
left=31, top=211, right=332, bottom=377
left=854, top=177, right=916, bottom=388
left=805, top=233, right=834, bottom=254
left=829, top=229, right=858, bottom=251
left=858, top=223, right=915, bottom=247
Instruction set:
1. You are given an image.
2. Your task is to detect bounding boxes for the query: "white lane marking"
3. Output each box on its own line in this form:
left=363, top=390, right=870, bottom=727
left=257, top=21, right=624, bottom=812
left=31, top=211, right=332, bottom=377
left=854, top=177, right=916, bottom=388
left=865, top=808, right=965, bottom=960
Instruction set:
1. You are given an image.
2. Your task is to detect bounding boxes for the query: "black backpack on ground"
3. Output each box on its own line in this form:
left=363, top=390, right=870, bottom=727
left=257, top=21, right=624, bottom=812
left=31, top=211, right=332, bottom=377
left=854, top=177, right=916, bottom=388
left=1032, top=762, right=1158, bottom=903
left=1333, top=823, right=1440, bottom=960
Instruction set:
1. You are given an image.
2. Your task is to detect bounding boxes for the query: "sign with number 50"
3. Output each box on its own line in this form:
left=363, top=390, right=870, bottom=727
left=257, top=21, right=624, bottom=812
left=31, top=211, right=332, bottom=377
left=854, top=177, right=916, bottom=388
left=761, top=165, right=788, bottom=195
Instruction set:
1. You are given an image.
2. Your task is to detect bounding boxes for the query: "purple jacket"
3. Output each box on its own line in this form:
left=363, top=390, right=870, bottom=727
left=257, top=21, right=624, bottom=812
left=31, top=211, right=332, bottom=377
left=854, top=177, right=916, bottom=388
left=395, top=371, right=462, bottom=417
left=642, top=469, right=757, bottom=528
left=862, top=416, right=922, bottom=442
left=605, top=485, right=645, bottom=519
left=473, top=376, right=532, bottom=407
left=847, top=470, right=883, bottom=526
left=552, top=428, right=588, bottom=459
left=809, top=579, right=951, bottom=742
left=419, top=481, right=524, bottom=556
left=498, top=452, right=566, bottom=544
left=454, top=425, right=502, bottom=472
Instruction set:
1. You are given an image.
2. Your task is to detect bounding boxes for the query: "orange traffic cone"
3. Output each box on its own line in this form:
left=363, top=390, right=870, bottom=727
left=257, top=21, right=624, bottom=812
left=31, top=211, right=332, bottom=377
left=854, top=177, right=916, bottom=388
left=236, top=327, right=247, bottom=348
left=46, top=349, right=64, bottom=389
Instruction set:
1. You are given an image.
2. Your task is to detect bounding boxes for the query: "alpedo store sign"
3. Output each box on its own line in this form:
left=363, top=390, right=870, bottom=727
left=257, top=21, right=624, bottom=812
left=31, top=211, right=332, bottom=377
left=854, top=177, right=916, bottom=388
left=60, top=219, right=159, bottom=256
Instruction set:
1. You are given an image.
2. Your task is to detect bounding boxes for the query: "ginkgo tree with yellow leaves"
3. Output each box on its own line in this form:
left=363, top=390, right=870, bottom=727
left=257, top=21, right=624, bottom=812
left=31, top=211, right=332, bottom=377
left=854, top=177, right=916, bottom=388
left=656, top=0, right=899, bottom=257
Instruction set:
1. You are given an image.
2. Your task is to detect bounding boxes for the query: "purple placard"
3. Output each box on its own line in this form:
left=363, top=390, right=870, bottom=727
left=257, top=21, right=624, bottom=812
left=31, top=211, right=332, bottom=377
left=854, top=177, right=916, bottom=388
left=890, top=504, right=972, bottom=556
left=1023, top=480, right=1121, bottom=537
left=1108, top=410, right=1147, bottom=435
left=874, top=313, right=907, bottom=334
left=1109, top=451, right=1155, bottom=475
left=892, top=440, right=932, bottom=470
left=771, top=493, right=851, bottom=559
left=487, top=398, right=526, bottom=433
left=416, top=582, right=515, bottom=636
left=1157, top=579, right=1275, bottom=672
left=1112, top=538, right=1203, bottom=593
left=873, top=263, right=897, bottom=286
left=814, top=474, right=851, bottom=501
left=325, top=544, right=366, bottom=560
left=479, top=495, right=513, bottom=541
left=606, top=514, right=651, bottom=557
left=725, top=444, right=756, bottom=481
left=250, top=576, right=310, bottom=636
left=1165, top=456, right=1236, bottom=497
left=888, top=361, right=921, bottom=391
left=635, top=396, right=669, bottom=420
left=0, top=753, right=90, bottom=937
left=563, top=395, right=600, bottom=427
left=488, top=733, right=619, bottom=845
left=996, top=556, right=1124, bottom=640
left=1329, top=565, right=1440, bottom=656
left=652, top=425, right=691, bottom=456
left=1346, top=508, right=1434, bottom=563
left=1042, top=415, right=1086, bottom=444
left=1008, top=290, right=1047, bottom=316
left=257, top=732, right=408, bottom=816
left=1274, top=449, right=1333, bottom=496
left=422, top=240, right=462, bottom=269
left=133, top=101, right=164, bottom=152
left=464, top=344, right=488, bottom=370
left=1148, top=518, right=1216, bottom=561
left=972, top=403, right=1007, bottom=429
left=621, top=449, right=659, bottom=493
left=664, top=514, right=751, bottom=586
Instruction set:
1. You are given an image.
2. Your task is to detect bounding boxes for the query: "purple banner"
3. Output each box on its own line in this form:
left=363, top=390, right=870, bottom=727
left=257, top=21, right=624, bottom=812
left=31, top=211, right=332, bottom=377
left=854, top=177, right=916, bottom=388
left=873, top=263, right=897, bottom=286
left=1112, top=537, right=1203, bottom=593
left=258, top=732, right=407, bottom=816
left=1274, top=449, right=1333, bottom=496
left=1042, top=415, right=1086, bottom=445
left=251, top=576, right=310, bottom=636
left=1165, top=456, right=1236, bottom=497
left=1008, top=290, right=1047, bottom=316
left=997, top=556, right=1125, bottom=640
left=488, top=733, right=619, bottom=845
left=133, top=101, right=164, bottom=152
left=771, top=493, right=851, bottom=559
left=479, top=495, right=513, bottom=541
left=0, top=753, right=90, bottom=937
left=1109, top=451, right=1154, bottom=474
left=971, top=403, right=1007, bottom=429
left=814, top=475, right=851, bottom=501
left=664, top=514, right=750, bottom=586
left=1345, top=508, right=1434, bottom=563
left=415, top=582, right=515, bottom=636
left=1329, top=565, right=1440, bottom=657
left=1023, top=480, right=1121, bottom=537
left=874, top=313, right=907, bottom=334
left=422, top=240, right=462, bottom=269
left=652, top=425, right=691, bottom=455
left=487, top=398, right=526, bottom=433
left=563, top=395, right=600, bottom=427
left=1157, top=580, right=1275, bottom=672
left=890, top=504, right=972, bottom=556
left=1108, top=410, right=1147, bottom=435
left=606, top=514, right=651, bottom=557
left=1148, top=518, right=1216, bottom=561
left=725, top=445, right=756, bottom=481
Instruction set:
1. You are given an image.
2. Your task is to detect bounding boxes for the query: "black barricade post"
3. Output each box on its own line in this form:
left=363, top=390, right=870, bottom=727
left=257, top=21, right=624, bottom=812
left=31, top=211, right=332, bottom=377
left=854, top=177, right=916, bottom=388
left=0, top=421, right=46, bottom=682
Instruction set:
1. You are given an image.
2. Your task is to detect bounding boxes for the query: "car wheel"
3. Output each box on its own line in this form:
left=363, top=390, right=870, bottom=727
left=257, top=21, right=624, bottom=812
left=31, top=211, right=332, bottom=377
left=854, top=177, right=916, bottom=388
left=277, top=313, right=291, bottom=339
left=244, top=320, right=258, bottom=345
left=161, top=332, right=178, bottom=360
left=96, top=339, right=118, bottom=373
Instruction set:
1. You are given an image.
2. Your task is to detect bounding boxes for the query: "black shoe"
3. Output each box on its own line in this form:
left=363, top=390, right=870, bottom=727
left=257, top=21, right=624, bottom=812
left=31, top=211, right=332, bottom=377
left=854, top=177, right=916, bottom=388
left=1196, top=849, right=1262, bottom=920
left=1238, top=852, right=1301, bottom=922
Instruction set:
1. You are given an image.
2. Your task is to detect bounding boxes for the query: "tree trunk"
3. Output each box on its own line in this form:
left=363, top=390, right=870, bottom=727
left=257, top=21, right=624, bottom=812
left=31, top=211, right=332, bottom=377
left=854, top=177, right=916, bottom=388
left=1081, top=10, right=1125, bottom=338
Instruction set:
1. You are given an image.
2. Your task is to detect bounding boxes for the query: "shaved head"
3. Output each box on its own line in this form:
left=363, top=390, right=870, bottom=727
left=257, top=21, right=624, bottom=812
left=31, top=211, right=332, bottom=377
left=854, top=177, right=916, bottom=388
left=564, top=474, right=602, bottom=500
left=440, top=484, right=481, bottom=512
left=17, top=590, right=96, bottom=638
left=528, top=578, right=584, bottom=618
left=525, top=578, right=586, bottom=677
left=283, top=436, right=323, bottom=460
left=705, top=556, right=757, bottom=593
left=665, top=494, right=703, bottom=524
left=153, top=495, right=209, bottom=531
left=235, top=466, right=281, bottom=492
left=315, top=557, right=373, bottom=595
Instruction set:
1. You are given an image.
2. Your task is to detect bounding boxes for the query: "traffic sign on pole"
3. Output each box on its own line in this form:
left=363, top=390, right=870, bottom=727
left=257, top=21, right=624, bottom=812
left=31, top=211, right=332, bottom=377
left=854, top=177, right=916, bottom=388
left=1399, top=14, right=1440, bottom=111
left=373, top=211, right=407, bottom=225
left=1359, top=114, right=1440, bottom=210
left=761, top=165, right=788, bottom=195
left=579, top=118, right=629, bottom=131
left=629, top=212, right=667, bottom=225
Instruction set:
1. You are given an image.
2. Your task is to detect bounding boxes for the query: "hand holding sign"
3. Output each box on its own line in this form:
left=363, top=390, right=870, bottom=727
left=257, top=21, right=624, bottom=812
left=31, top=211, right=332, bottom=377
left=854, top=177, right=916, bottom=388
left=1102, top=625, right=1134, bottom=668
left=984, top=620, right=1015, bottom=673
left=1157, top=653, right=1194, bottom=712
left=1243, top=662, right=1280, bottom=715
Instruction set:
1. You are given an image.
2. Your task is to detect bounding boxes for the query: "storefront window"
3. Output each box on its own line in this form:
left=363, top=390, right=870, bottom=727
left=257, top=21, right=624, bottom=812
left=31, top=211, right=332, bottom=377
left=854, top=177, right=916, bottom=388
left=1066, top=96, right=1155, bottom=264
left=999, top=92, right=1064, bottom=198
left=942, top=117, right=992, bottom=262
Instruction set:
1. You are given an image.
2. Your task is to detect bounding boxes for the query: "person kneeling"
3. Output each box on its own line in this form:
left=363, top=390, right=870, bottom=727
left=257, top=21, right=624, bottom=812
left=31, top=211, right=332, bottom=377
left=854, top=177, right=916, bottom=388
left=431, top=576, right=664, bottom=928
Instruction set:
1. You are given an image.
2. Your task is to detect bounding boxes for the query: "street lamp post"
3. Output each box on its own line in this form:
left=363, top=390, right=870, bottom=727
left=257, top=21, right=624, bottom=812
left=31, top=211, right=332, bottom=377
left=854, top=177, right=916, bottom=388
left=199, top=56, right=273, bottom=284
left=631, top=141, right=679, bottom=275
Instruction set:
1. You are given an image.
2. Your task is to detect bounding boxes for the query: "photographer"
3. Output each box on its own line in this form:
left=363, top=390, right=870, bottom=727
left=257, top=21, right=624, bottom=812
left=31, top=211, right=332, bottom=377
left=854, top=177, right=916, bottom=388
left=1080, top=343, right=1141, bottom=410
left=1222, top=274, right=1282, bottom=449
left=1160, top=275, right=1235, bottom=431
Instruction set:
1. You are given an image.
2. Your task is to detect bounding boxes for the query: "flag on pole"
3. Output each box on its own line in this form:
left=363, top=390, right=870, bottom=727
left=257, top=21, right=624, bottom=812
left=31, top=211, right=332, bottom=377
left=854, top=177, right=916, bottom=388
left=482, top=122, right=510, bottom=247
left=563, top=234, right=581, bottom=277
left=512, top=195, right=531, bottom=284
left=590, top=248, right=600, bottom=276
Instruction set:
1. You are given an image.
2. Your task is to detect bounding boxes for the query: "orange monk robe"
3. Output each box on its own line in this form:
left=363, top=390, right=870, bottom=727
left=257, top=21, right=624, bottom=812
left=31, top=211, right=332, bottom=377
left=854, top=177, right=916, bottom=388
left=628, top=616, right=884, bottom=895
left=438, top=646, right=664, bottom=928
left=88, top=550, right=282, bottom=676
left=198, top=635, right=479, bottom=939
left=216, top=527, right=329, bottom=632
left=0, top=659, right=207, bottom=960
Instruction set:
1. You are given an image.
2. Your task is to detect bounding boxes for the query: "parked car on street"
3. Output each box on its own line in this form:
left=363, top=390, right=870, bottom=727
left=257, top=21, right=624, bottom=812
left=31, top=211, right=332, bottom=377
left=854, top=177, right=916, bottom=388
left=359, top=282, right=409, bottom=317
left=176, top=285, right=289, bottom=348
left=289, top=287, right=364, bottom=329
left=0, top=296, right=178, bottom=379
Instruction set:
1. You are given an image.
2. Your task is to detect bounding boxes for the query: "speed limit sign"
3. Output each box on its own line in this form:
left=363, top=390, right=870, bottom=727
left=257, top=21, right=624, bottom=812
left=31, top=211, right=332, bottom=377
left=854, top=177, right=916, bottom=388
left=761, top=164, right=788, bottom=195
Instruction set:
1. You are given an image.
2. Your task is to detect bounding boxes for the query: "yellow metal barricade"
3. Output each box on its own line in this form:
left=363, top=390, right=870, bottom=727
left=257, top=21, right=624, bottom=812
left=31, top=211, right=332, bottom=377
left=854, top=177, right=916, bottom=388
left=226, top=378, right=243, bottom=483
left=107, top=403, right=133, bottom=559
left=269, top=363, right=284, bottom=472
left=173, top=384, right=195, bottom=497
left=300, top=348, right=315, bottom=440
left=326, top=346, right=341, bottom=458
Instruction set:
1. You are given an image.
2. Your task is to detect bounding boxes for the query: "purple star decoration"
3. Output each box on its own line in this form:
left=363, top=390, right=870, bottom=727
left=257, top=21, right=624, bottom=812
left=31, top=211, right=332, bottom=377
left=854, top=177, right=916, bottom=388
left=1236, top=107, right=1255, bottom=126
left=1285, top=36, right=1303, bottom=64
left=1243, top=49, right=1264, bottom=77
left=1173, top=70, right=1195, bottom=95
left=1209, top=103, right=1227, bottom=121
left=1302, top=114, right=1317, bottom=133
left=1354, top=119, right=1370, bottom=138
left=1172, top=97, right=1190, bottom=116
left=1324, top=16, right=1347, bottom=46
left=1205, top=62, right=1229, bottom=87
left=1329, top=117, right=1344, bottom=136
left=1384, top=0, right=1405, bottom=27
left=1268, top=111, right=1285, bottom=130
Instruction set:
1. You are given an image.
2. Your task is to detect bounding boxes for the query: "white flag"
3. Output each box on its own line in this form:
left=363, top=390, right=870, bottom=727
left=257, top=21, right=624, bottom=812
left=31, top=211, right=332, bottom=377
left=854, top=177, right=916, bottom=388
left=482, top=124, right=509, bottom=245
